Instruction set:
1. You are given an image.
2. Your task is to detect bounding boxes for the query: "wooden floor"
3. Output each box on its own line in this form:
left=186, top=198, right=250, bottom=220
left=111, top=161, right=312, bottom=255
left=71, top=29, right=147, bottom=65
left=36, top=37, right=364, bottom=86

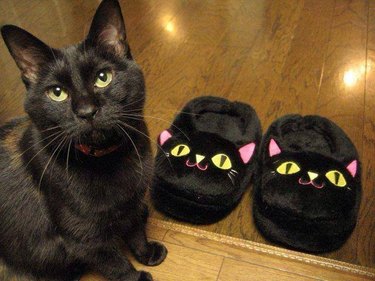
left=2, top=219, right=374, bottom=281
left=0, top=0, right=374, bottom=272
left=81, top=219, right=375, bottom=281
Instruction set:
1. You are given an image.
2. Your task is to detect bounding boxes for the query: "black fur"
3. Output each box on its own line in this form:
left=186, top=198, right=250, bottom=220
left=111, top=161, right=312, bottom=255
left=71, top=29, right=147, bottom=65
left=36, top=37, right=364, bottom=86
left=0, top=1, right=167, bottom=280
left=152, top=96, right=262, bottom=224
left=253, top=114, right=361, bottom=252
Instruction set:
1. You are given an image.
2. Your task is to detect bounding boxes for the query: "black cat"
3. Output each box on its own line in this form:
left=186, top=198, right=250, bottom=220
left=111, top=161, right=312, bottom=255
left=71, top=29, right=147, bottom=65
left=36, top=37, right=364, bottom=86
left=0, top=0, right=167, bottom=280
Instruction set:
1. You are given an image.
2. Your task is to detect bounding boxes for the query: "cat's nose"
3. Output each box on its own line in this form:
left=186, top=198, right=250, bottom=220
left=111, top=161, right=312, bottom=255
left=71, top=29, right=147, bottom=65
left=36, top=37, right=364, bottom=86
left=75, top=104, right=98, bottom=120
left=195, top=154, right=205, bottom=164
left=308, top=171, right=319, bottom=181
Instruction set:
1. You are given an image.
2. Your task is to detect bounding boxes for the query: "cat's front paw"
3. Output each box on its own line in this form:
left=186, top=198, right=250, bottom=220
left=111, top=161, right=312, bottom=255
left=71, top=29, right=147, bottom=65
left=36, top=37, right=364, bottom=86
left=138, top=271, right=153, bottom=281
left=136, top=241, right=168, bottom=266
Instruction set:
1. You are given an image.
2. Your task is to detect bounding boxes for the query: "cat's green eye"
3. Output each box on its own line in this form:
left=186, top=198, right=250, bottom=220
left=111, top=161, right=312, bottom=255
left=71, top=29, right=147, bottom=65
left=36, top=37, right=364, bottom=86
left=211, top=154, right=232, bottom=170
left=94, top=70, right=113, bottom=88
left=171, top=144, right=190, bottom=157
left=325, top=170, right=347, bottom=187
left=46, top=86, right=68, bottom=102
left=276, top=161, right=300, bottom=175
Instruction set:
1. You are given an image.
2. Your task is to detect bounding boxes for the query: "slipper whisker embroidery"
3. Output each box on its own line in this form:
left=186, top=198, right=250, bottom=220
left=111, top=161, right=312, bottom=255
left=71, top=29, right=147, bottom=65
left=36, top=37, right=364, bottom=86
left=228, top=173, right=235, bottom=185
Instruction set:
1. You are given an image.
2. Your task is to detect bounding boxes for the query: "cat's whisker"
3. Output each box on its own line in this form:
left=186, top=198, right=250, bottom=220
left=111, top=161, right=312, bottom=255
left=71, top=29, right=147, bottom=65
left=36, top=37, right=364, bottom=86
left=38, top=135, right=67, bottom=189
left=50, top=136, right=67, bottom=166
left=122, top=108, right=143, bottom=114
left=38, top=125, right=62, bottom=133
left=82, top=23, right=89, bottom=58
left=121, top=96, right=146, bottom=110
left=78, top=135, right=82, bottom=146
left=151, top=107, right=200, bottom=117
left=132, top=104, right=200, bottom=117
left=73, top=134, right=83, bottom=162
left=117, top=120, right=173, bottom=169
left=13, top=130, right=63, bottom=162
left=23, top=132, right=66, bottom=171
left=48, top=46, right=58, bottom=64
left=230, top=170, right=238, bottom=174
left=66, top=138, right=72, bottom=180
left=119, top=113, right=190, bottom=141
left=50, top=136, right=70, bottom=182
left=116, top=124, right=144, bottom=186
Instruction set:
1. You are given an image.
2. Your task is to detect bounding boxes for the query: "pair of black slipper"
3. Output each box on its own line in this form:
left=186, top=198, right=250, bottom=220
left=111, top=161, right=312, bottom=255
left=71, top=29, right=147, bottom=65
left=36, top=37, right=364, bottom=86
left=151, top=96, right=361, bottom=253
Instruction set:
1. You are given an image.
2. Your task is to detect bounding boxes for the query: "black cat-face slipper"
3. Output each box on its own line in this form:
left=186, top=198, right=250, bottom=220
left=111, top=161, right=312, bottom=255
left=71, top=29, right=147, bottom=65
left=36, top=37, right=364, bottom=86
left=151, top=96, right=262, bottom=224
left=253, top=114, right=361, bottom=253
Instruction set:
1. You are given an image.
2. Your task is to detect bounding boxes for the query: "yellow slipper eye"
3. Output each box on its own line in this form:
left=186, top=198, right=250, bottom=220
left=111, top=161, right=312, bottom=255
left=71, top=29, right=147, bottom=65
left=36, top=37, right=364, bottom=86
left=211, top=154, right=232, bottom=170
left=170, top=144, right=190, bottom=157
left=325, top=170, right=347, bottom=187
left=94, top=70, right=113, bottom=88
left=276, top=161, right=300, bottom=175
left=47, top=86, right=68, bottom=102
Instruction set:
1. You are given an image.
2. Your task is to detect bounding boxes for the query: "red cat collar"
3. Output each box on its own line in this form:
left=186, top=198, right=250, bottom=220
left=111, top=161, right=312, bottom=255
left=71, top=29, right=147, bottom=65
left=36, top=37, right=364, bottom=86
left=75, top=143, right=121, bottom=157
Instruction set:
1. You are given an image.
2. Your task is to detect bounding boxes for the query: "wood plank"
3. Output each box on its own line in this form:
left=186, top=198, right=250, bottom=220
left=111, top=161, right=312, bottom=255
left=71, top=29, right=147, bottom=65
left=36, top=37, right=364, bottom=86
left=146, top=221, right=168, bottom=241
left=81, top=274, right=105, bottom=281
left=141, top=43, right=213, bottom=145
left=132, top=242, right=223, bottom=281
left=155, top=219, right=374, bottom=281
left=167, top=0, right=242, bottom=47
left=266, top=0, right=336, bottom=119
left=218, top=258, right=318, bottom=281
left=315, top=0, right=369, bottom=265
left=194, top=45, right=252, bottom=97
left=226, top=0, right=304, bottom=122
left=220, top=0, right=271, bottom=47
left=122, top=0, right=189, bottom=56
left=360, top=0, right=375, bottom=268
left=316, top=0, right=367, bottom=150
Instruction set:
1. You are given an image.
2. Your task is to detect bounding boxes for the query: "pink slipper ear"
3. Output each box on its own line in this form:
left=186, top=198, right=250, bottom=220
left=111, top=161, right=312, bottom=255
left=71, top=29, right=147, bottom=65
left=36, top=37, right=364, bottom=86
left=269, top=138, right=281, bottom=157
left=239, top=142, right=256, bottom=164
left=159, top=130, right=172, bottom=146
left=346, top=160, right=357, bottom=177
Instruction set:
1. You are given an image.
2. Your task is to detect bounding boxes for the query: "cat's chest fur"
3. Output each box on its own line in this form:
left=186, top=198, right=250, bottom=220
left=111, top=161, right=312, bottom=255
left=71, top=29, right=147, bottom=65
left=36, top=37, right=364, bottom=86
left=0, top=118, right=152, bottom=241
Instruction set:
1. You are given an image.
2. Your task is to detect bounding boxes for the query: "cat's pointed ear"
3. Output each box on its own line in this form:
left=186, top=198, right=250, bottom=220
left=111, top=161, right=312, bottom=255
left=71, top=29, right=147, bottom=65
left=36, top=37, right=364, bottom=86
left=269, top=138, right=281, bottom=157
left=239, top=142, right=256, bottom=164
left=346, top=160, right=357, bottom=177
left=86, top=0, right=131, bottom=59
left=159, top=130, right=172, bottom=146
left=1, top=25, right=55, bottom=85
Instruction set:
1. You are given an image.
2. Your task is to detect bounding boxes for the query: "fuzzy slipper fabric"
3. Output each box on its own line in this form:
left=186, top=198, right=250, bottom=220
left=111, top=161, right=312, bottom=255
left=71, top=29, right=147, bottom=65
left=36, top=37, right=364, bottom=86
left=253, top=114, right=361, bottom=253
left=151, top=96, right=262, bottom=224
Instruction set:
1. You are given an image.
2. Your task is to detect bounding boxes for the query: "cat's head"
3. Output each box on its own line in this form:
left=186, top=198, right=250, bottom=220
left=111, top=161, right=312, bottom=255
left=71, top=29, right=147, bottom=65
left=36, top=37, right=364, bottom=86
left=158, top=129, right=256, bottom=187
left=1, top=0, right=144, bottom=152
left=262, top=138, right=359, bottom=218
